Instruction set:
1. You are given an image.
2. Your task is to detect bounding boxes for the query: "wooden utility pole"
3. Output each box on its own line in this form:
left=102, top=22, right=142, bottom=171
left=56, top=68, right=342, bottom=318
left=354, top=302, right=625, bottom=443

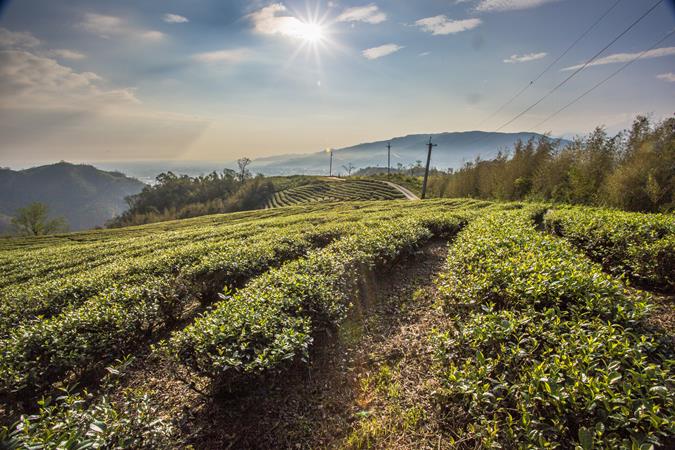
left=387, top=142, right=391, bottom=176
left=421, top=136, right=436, bottom=199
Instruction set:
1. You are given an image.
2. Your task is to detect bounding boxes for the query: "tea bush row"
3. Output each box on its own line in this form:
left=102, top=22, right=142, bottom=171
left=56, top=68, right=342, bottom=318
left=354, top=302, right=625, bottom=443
left=161, top=212, right=469, bottom=388
left=543, top=207, right=674, bottom=291
left=434, top=209, right=673, bottom=448
left=0, top=223, right=346, bottom=396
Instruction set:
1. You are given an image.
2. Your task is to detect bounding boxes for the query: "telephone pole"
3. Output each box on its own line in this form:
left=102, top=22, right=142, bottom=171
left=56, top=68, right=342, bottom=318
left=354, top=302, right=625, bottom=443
left=326, top=148, right=333, bottom=176
left=421, top=136, right=436, bottom=199
left=386, top=142, right=391, bottom=176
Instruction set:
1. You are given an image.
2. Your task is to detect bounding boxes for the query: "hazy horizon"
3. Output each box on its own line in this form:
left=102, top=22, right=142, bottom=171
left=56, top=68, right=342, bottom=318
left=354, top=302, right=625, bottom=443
left=1, top=0, right=674, bottom=167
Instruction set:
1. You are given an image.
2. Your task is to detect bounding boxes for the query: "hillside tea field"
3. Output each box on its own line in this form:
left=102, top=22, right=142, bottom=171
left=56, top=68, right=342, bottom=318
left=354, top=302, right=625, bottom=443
left=0, top=199, right=672, bottom=449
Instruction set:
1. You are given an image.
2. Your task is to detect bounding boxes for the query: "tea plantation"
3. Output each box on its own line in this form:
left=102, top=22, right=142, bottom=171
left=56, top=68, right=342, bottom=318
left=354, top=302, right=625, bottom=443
left=0, top=199, right=672, bottom=449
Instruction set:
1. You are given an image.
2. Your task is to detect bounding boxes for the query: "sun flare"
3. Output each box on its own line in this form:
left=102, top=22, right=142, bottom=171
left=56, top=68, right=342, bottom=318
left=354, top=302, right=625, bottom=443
left=293, top=21, right=325, bottom=43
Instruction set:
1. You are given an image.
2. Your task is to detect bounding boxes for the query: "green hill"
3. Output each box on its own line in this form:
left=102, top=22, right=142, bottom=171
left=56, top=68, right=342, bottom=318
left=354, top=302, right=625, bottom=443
left=0, top=162, right=145, bottom=233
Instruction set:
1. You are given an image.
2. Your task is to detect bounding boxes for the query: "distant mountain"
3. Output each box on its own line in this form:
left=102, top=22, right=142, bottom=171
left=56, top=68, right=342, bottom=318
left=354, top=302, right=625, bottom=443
left=0, top=162, right=145, bottom=233
left=250, top=131, right=570, bottom=175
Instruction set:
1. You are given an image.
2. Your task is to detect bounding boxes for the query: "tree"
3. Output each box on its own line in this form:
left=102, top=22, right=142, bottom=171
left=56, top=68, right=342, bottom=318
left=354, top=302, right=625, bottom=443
left=12, top=202, right=68, bottom=236
left=342, top=163, right=356, bottom=176
left=237, top=157, right=252, bottom=182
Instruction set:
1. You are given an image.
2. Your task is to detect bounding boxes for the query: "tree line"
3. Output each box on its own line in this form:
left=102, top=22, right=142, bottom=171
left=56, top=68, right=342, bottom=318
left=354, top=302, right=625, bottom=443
left=427, top=115, right=674, bottom=212
left=107, top=158, right=274, bottom=227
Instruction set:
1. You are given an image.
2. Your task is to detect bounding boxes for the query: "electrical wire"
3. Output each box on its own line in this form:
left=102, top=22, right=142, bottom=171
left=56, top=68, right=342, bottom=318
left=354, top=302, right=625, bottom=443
left=493, top=0, right=665, bottom=132
left=535, top=28, right=675, bottom=129
left=475, top=0, right=624, bottom=129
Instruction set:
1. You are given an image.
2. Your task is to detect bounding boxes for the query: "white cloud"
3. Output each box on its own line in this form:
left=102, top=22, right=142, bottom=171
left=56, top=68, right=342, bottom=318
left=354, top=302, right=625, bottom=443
left=81, top=13, right=165, bottom=41
left=562, top=47, right=675, bottom=71
left=139, top=31, right=165, bottom=41
left=48, top=49, right=86, bottom=60
left=336, top=5, right=386, bottom=24
left=419, top=51, right=431, bottom=57
left=656, top=72, right=675, bottom=82
left=193, top=48, right=250, bottom=64
left=415, top=16, right=482, bottom=35
left=248, top=3, right=307, bottom=38
left=0, top=27, right=40, bottom=49
left=362, top=44, right=402, bottom=60
left=504, top=52, right=547, bottom=63
left=475, top=0, right=561, bottom=12
left=163, top=13, right=189, bottom=24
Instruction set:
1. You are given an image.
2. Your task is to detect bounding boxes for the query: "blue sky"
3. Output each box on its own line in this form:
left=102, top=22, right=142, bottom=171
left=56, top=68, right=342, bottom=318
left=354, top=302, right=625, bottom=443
left=0, top=0, right=674, bottom=166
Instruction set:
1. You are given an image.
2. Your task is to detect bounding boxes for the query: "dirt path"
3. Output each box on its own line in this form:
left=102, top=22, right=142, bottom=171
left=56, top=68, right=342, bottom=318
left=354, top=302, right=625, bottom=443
left=114, top=238, right=453, bottom=448
left=382, top=181, right=420, bottom=201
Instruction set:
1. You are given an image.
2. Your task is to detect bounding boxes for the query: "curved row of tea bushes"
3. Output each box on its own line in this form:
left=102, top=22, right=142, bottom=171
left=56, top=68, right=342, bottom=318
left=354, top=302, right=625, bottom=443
left=543, top=207, right=675, bottom=291
left=0, top=211, right=367, bottom=335
left=161, top=212, right=470, bottom=388
left=265, top=180, right=405, bottom=208
left=0, top=224, right=346, bottom=396
left=434, top=209, right=673, bottom=449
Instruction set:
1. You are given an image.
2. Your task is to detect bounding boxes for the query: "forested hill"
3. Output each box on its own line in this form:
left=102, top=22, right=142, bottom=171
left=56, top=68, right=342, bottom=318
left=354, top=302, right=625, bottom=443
left=0, top=162, right=145, bottom=232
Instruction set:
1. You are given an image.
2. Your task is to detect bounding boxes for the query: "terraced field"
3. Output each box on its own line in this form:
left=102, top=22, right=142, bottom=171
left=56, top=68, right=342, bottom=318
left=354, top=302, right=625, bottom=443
left=0, top=199, right=672, bottom=449
left=264, top=179, right=406, bottom=208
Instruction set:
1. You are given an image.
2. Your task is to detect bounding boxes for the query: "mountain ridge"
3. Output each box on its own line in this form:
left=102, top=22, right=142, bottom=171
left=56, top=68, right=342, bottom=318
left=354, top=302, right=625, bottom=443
left=249, top=130, right=569, bottom=175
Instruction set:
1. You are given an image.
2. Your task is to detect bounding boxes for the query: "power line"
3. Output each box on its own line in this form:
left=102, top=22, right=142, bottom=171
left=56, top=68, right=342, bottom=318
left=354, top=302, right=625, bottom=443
left=535, top=28, right=675, bottom=129
left=493, top=0, right=665, bottom=132
left=476, top=0, right=623, bottom=128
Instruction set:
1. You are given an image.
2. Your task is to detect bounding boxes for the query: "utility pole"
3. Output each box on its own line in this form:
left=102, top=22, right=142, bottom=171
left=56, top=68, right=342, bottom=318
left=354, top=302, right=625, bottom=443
left=326, top=148, right=333, bottom=176
left=386, top=142, right=391, bottom=176
left=421, top=136, right=436, bottom=199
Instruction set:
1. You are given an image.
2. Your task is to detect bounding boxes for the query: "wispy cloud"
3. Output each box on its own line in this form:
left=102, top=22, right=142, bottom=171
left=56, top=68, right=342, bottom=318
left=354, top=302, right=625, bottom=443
left=0, top=28, right=85, bottom=61
left=336, top=4, right=386, bottom=24
left=0, top=27, right=40, bottom=49
left=475, top=0, right=561, bottom=12
left=81, top=13, right=165, bottom=41
left=362, top=44, right=402, bottom=60
left=0, top=49, right=138, bottom=109
left=193, top=49, right=250, bottom=64
left=0, top=30, right=205, bottom=162
left=415, top=16, right=482, bottom=35
left=656, top=72, right=675, bottom=82
left=163, top=13, right=189, bottom=24
left=562, top=47, right=675, bottom=71
left=47, top=49, right=86, bottom=60
left=504, top=52, right=547, bottom=63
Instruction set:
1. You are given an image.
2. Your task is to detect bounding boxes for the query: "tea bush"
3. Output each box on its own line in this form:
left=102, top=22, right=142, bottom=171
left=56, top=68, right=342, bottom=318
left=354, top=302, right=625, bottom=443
left=434, top=209, right=674, bottom=448
left=544, top=207, right=675, bottom=291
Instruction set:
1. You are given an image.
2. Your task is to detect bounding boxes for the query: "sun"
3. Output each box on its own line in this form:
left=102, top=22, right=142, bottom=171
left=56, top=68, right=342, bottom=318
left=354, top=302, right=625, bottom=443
left=294, top=21, right=325, bottom=44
